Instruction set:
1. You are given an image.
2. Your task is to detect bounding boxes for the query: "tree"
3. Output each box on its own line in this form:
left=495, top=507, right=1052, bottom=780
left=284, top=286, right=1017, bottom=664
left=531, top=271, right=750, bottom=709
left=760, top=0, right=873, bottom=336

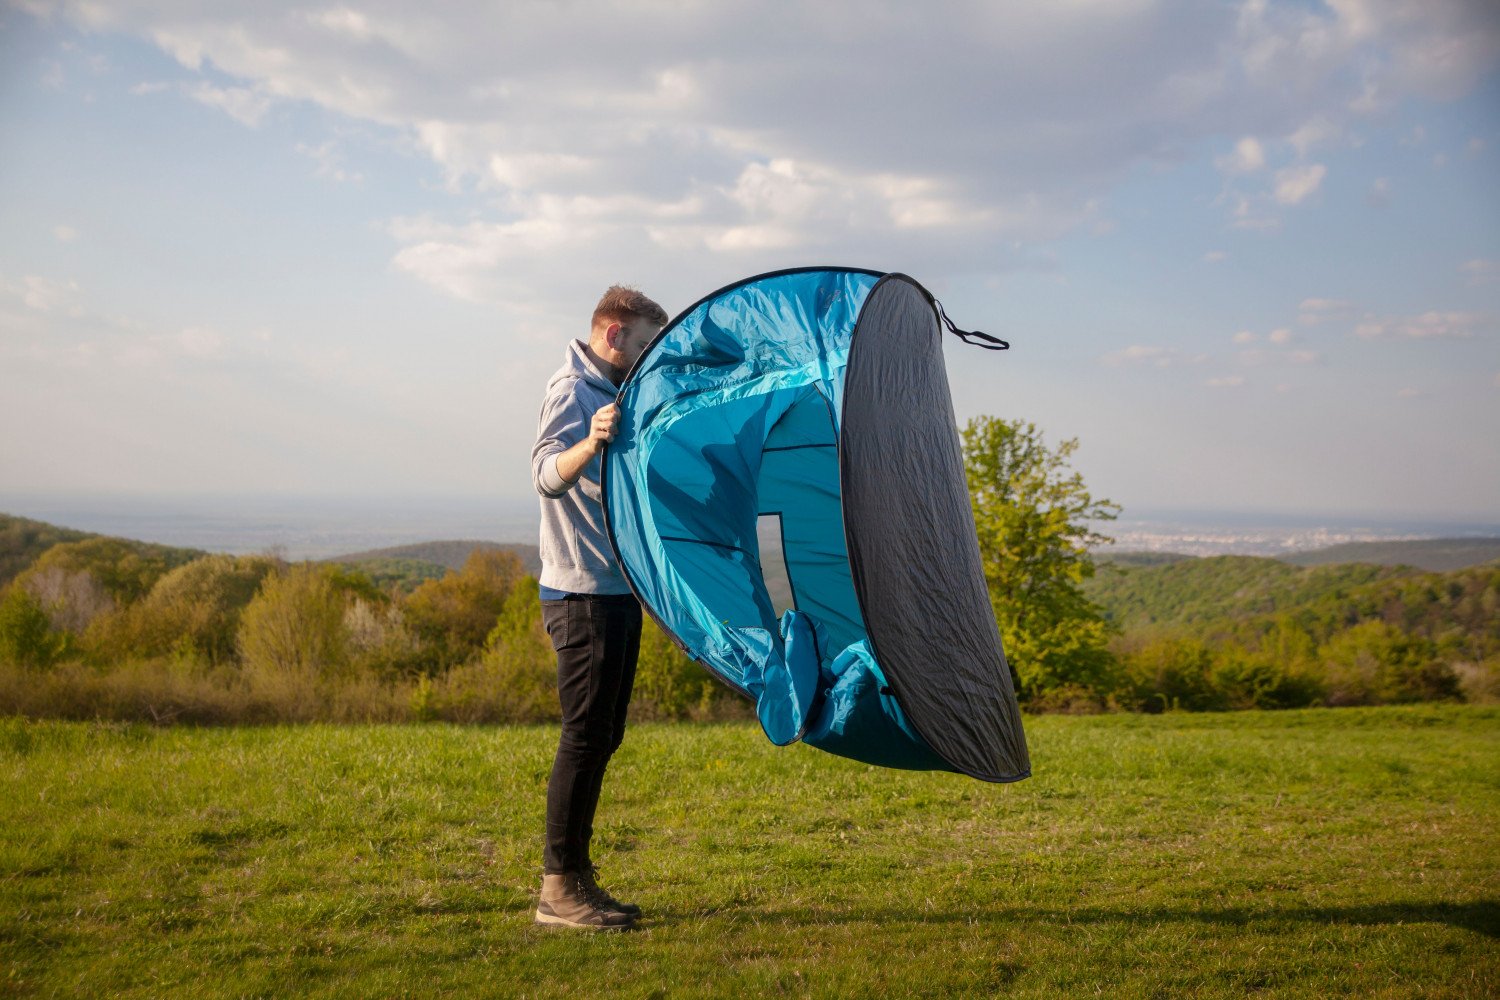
left=237, top=564, right=351, bottom=678
left=88, top=554, right=282, bottom=665
left=402, top=549, right=526, bottom=672
left=0, top=584, right=61, bottom=668
left=961, top=416, right=1120, bottom=702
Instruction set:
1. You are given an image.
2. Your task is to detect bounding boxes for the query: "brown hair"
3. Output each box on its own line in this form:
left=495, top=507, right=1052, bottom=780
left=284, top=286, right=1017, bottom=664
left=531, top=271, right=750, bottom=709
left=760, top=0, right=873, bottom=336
left=592, top=285, right=668, bottom=329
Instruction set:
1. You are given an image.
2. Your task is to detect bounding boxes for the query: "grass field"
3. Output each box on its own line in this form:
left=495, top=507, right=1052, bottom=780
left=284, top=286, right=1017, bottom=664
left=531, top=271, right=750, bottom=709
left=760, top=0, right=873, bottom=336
left=2, top=707, right=1496, bottom=998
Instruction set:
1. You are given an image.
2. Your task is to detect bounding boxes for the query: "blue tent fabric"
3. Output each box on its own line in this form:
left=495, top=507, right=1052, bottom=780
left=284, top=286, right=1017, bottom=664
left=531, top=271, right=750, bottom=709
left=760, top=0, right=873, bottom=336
left=603, top=267, right=1030, bottom=782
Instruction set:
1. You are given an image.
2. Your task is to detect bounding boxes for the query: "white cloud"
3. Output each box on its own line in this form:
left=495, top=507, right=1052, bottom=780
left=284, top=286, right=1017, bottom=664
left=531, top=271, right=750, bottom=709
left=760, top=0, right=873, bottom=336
left=1366, top=176, right=1392, bottom=207
left=19, top=275, right=81, bottom=313
left=34, top=0, right=1500, bottom=300
left=132, top=78, right=273, bottom=127
left=1460, top=259, right=1500, bottom=286
left=1227, top=192, right=1280, bottom=231
left=184, top=82, right=272, bottom=127
left=1354, top=310, right=1493, bottom=339
left=53, top=225, right=77, bottom=242
left=1236, top=346, right=1324, bottom=366
left=1216, top=136, right=1266, bottom=174
left=1273, top=163, right=1327, bottom=205
left=1232, top=330, right=1257, bottom=344
left=1299, top=298, right=1357, bottom=324
left=1396, top=387, right=1424, bottom=398
left=296, top=140, right=363, bottom=183
left=1206, top=375, right=1246, bottom=387
left=1287, top=116, right=1340, bottom=156
left=1100, top=344, right=1209, bottom=368
left=1204, top=250, right=1228, bottom=263
left=1268, top=327, right=1294, bottom=344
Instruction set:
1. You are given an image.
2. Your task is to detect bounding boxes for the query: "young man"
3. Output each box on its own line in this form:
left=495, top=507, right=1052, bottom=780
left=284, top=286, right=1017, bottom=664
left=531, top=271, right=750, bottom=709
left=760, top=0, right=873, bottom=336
left=529, top=285, right=667, bottom=930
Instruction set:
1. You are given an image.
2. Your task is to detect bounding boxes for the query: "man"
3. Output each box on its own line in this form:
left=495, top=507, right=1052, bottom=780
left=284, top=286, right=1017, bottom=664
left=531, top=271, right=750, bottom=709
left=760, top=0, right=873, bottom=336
left=530, top=285, right=667, bottom=930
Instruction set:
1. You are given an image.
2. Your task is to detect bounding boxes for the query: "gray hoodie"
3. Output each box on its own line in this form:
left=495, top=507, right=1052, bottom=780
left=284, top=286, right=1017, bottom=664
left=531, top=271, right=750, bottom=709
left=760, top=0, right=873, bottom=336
left=531, top=339, right=632, bottom=595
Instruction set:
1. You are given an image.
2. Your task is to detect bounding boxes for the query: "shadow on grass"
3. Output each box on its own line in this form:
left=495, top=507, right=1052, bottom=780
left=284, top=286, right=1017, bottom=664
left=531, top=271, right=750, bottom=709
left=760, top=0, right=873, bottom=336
left=643, top=900, right=1498, bottom=939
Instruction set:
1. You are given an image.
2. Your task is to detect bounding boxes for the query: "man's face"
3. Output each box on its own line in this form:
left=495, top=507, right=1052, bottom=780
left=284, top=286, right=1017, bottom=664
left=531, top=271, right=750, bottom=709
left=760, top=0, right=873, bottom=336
left=613, top=317, right=661, bottom=370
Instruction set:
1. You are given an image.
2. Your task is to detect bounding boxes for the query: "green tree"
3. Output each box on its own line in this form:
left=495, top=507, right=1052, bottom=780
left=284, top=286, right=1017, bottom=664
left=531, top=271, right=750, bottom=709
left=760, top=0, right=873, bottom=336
left=962, top=416, right=1120, bottom=702
left=0, top=584, right=62, bottom=668
left=402, top=549, right=525, bottom=672
left=88, top=554, right=282, bottom=665
left=237, top=564, right=351, bottom=678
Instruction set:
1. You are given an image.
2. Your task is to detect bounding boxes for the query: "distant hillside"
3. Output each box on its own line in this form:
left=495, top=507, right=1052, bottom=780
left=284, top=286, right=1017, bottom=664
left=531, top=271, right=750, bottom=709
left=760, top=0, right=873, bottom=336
left=1, top=513, right=205, bottom=590
left=325, top=540, right=542, bottom=578
left=1095, top=551, right=1195, bottom=568
left=1082, top=555, right=1417, bottom=630
left=1, top=514, right=97, bottom=586
left=1281, top=537, right=1500, bottom=572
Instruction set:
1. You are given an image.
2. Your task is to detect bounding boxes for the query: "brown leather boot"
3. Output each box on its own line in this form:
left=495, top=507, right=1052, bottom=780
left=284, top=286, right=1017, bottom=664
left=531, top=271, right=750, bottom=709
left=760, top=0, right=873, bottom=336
left=534, top=872, right=635, bottom=930
left=579, top=865, right=642, bottom=917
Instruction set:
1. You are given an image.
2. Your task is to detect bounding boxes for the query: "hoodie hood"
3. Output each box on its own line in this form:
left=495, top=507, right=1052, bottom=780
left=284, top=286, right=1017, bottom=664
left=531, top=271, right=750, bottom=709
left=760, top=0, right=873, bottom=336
left=548, top=339, right=620, bottom=397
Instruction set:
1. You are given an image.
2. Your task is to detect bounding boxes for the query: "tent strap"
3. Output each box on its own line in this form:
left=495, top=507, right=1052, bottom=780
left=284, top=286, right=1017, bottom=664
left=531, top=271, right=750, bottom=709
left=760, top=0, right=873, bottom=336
left=928, top=293, right=1010, bottom=351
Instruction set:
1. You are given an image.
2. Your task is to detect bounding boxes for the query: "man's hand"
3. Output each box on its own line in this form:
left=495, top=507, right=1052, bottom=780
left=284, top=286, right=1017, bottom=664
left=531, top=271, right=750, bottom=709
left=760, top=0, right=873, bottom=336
left=588, top=403, right=620, bottom=452
left=555, top=402, right=620, bottom=485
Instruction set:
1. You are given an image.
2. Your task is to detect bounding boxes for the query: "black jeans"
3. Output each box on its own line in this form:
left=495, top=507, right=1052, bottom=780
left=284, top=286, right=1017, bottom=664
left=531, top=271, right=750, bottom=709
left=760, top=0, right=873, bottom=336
left=541, top=593, right=642, bottom=875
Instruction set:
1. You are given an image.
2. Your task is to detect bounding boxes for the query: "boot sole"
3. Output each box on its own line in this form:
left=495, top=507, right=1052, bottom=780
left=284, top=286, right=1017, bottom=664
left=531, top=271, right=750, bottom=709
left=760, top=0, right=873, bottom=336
left=533, top=908, right=635, bottom=931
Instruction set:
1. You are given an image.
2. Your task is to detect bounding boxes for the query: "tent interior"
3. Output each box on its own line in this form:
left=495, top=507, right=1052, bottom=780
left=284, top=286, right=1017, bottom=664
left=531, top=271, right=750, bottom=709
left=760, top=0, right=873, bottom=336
left=633, top=374, right=952, bottom=770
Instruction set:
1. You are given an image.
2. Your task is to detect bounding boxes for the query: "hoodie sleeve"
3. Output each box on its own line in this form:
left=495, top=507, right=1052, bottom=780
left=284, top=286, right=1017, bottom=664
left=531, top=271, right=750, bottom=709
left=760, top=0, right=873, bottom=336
left=532, top=377, right=587, bottom=498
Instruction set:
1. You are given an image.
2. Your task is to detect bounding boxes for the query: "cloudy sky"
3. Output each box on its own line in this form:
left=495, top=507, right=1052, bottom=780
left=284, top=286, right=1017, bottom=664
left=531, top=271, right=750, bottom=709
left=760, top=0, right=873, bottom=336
left=1, top=0, right=1497, bottom=524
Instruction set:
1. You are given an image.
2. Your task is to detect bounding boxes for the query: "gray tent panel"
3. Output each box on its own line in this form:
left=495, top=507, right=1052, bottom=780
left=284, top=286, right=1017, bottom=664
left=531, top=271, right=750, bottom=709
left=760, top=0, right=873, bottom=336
left=840, top=274, right=1031, bottom=782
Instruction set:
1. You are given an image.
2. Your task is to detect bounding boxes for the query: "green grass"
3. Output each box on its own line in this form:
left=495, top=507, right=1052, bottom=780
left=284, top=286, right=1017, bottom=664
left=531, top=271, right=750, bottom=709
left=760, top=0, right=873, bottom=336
left=2, top=707, right=1496, bottom=998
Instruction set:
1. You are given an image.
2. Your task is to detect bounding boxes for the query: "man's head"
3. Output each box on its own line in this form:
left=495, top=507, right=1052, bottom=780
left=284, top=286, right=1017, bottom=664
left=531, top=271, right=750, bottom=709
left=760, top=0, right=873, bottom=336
left=590, top=285, right=667, bottom=373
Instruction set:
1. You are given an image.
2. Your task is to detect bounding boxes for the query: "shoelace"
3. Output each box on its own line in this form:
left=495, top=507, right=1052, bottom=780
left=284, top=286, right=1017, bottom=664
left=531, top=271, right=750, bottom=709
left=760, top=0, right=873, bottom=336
left=581, top=867, right=621, bottom=909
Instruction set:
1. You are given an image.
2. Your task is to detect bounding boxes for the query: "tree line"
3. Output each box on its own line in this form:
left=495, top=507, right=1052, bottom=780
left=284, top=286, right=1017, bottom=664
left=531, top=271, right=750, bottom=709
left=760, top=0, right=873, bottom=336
left=0, top=416, right=1495, bottom=724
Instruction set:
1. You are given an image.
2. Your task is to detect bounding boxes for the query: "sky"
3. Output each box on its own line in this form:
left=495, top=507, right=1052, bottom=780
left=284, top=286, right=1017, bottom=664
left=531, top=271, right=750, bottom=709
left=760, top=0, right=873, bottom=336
left=1, top=0, right=1497, bottom=525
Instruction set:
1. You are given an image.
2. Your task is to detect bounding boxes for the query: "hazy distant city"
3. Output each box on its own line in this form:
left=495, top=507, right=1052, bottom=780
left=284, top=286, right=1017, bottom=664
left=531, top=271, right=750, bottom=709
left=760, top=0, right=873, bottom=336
left=1104, top=517, right=1499, bottom=558
left=2, top=493, right=1495, bottom=562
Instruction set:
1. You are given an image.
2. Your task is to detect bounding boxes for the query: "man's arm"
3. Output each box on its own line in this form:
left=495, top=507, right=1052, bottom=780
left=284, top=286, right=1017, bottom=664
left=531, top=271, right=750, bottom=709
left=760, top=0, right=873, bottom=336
left=554, top=404, right=620, bottom=484
left=532, top=395, right=621, bottom=498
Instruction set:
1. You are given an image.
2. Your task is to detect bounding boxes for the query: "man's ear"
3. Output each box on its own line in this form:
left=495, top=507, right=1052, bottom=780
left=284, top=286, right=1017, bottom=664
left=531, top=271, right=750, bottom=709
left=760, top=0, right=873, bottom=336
left=604, top=321, right=623, bottom=349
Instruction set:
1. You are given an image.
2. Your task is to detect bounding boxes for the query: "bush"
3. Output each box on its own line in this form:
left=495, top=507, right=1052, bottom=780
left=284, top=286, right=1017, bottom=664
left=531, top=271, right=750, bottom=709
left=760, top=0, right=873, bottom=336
left=16, top=537, right=197, bottom=606
left=430, top=580, right=557, bottom=723
left=632, top=617, right=731, bottom=720
left=0, top=584, right=63, bottom=668
left=402, top=550, right=526, bottom=672
left=238, top=564, right=351, bottom=680
left=1451, top=656, right=1500, bottom=704
left=1209, top=649, right=1325, bottom=710
left=86, top=554, right=282, bottom=665
left=1319, top=621, right=1459, bottom=705
left=1114, top=633, right=1222, bottom=712
left=343, top=598, right=423, bottom=680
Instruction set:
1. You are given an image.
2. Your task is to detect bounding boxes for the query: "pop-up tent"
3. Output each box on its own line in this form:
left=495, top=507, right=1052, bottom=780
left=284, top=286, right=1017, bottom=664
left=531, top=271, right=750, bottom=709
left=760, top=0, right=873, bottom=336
left=602, top=267, right=1030, bottom=782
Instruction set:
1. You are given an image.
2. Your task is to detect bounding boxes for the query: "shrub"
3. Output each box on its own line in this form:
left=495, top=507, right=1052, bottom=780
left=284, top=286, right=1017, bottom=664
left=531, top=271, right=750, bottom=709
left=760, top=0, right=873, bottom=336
left=15, top=537, right=197, bottom=606
left=1319, top=621, right=1459, bottom=705
left=632, top=616, right=729, bottom=720
left=86, top=554, right=282, bottom=665
left=402, top=550, right=526, bottom=672
left=431, top=580, right=557, bottom=723
left=1115, top=633, right=1223, bottom=712
left=343, top=597, right=424, bottom=680
left=0, top=584, right=63, bottom=668
left=238, top=564, right=351, bottom=680
left=1209, top=648, right=1324, bottom=710
left=1451, top=656, right=1500, bottom=704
